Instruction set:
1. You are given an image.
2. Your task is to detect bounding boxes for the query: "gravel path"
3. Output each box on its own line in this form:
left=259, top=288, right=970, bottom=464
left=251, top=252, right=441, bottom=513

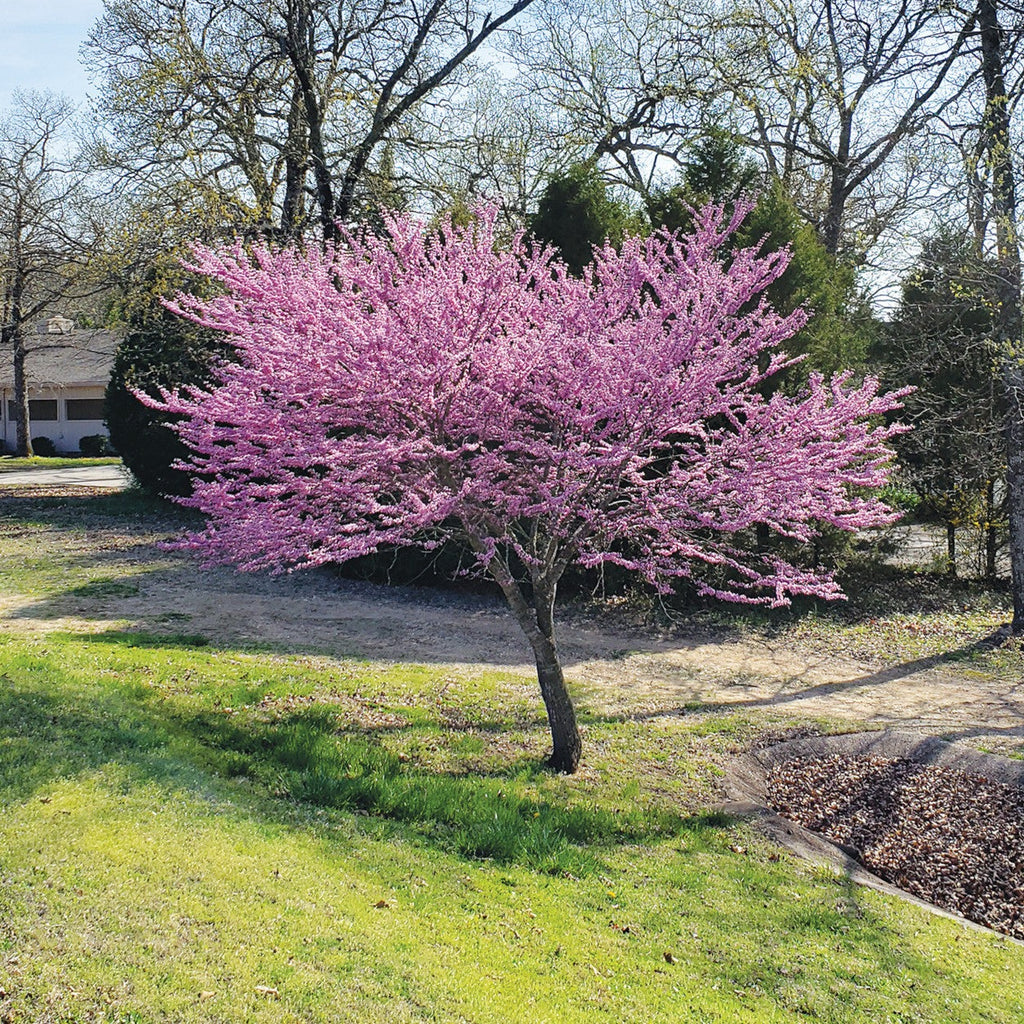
left=2, top=484, right=1023, bottom=752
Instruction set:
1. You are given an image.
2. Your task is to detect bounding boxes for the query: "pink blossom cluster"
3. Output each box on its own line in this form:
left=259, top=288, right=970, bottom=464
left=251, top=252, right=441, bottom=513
left=152, top=202, right=906, bottom=606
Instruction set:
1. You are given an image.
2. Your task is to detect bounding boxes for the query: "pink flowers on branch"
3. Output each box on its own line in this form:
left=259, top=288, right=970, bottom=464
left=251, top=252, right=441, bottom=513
left=155, top=202, right=905, bottom=773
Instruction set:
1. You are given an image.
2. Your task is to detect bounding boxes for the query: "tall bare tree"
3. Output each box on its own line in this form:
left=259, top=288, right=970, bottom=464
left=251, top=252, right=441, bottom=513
left=510, top=0, right=707, bottom=200
left=86, top=0, right=538, bottom=241
left=976, top=0, right=1024, bottom=630
left=673, top=0, right=980, bottom=259
left=0, top=93, right=107, bottom=457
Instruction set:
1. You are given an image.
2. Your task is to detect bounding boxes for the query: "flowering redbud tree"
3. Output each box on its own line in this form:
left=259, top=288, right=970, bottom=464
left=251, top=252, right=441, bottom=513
left=154, top=203, right=905, bottom=773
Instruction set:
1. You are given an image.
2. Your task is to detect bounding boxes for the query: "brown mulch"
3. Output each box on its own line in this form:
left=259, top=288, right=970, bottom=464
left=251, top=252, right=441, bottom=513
left=0, top=485, right=117, bottom=498
left=764, top=754, right=1024, bottom=939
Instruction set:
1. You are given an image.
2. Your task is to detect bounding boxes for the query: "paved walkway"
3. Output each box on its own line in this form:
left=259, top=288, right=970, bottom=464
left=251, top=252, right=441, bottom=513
left=0, top=464, right=130, bottom=490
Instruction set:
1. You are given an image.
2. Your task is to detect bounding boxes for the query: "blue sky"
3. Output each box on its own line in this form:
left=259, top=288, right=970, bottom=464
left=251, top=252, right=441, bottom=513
left=0, top=0, right=107, bottom=109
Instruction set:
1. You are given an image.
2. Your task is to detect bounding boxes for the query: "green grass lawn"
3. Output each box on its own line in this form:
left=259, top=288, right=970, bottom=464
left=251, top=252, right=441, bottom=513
left=2, top=633, right=1022, bottom=1024
left=1, top=490, right=1023, bottom=1022
left=0, top=455, right=122, bottom=472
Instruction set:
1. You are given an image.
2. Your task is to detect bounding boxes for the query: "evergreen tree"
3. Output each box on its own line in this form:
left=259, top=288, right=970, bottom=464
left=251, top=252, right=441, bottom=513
left=529, top=162, right=641, bottom=274
left=649, top=136, right=872, bottom=379
left=879, top=230, right=1005, bottom=576
left=105, top=266, right=228, bottom=496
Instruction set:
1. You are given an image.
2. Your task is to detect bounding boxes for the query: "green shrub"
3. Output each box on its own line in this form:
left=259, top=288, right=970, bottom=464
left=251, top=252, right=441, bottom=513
left=31, top=436, right=57, bottom=456
left=78, top=434, right=115, bottom=457
left=105, top=270, right=229, bottom=497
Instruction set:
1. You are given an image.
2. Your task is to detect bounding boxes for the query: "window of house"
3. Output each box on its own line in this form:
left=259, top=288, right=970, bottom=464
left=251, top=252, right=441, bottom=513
left=66, top=398, right=106, bottom=421
left=7, top=399, right=59, bottom=421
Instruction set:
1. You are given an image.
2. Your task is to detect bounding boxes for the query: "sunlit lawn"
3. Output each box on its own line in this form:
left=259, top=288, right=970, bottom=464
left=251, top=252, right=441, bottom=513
left=3, top=638, right=1023, bottom=1023
left=1, top=491, right=1023, bottom=1022
left=0, top=456, right=122, bottom=472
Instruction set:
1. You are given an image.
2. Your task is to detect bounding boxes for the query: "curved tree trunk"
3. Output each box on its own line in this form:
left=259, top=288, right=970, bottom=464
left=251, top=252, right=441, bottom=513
left=468, top=533, right=582, bottom=772
left=531, top=631, right=582, bottom=774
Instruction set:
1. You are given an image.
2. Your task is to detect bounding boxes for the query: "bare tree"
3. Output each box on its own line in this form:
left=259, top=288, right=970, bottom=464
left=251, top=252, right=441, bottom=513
left=975, top=0, right=1024, bottom=630
left=509, top=0, right=708, bottom=200
left=0, top=93, right=107, bottom=457
left=86, top=0, right=538, bottom=241
left=675, top=0, right=980, bottom=259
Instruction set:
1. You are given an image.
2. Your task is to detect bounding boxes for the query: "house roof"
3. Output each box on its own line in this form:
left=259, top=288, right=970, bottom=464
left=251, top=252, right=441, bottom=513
left=0, top=329, right=120, bottom=390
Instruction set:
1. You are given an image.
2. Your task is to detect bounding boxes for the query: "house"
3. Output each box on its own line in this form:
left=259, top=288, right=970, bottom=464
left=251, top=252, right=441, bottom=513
left=0, top=317, right=121, bottom=454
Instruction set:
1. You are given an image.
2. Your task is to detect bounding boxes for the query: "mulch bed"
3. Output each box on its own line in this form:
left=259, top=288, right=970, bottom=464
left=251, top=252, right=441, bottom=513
left=764, top=754, right=1024, bottom=939
left=0, top=485, right=117, bottom=498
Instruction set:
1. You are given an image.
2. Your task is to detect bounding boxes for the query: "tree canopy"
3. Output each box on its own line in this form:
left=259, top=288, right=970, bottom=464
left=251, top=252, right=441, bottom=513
left=150, top=205, right=904, bottom=771
left=529, top=162, right=641, bottom=274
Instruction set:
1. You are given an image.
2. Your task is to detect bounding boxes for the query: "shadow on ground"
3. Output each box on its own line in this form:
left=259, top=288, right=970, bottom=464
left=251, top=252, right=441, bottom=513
left=0, top=656, right=727, bottom=878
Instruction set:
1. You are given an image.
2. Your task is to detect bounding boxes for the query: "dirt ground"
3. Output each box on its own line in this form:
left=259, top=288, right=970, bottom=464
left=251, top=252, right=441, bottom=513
left=2, top=484, right=1023, bottom=751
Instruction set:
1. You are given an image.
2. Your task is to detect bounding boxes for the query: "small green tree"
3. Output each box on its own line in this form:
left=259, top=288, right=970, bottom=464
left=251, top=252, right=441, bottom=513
left=648, top=136, right=872, bottom=380
left=529, top=162, right=642, bottom=274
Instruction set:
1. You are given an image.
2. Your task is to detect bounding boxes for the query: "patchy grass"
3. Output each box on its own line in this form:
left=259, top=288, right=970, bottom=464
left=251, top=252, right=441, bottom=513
left=0, top=490, right=189, bottom=598
left=0, top=456, right=122, bottom=472
left=2, top=486, right=1024, bottom=1020
left=652, top=564, right=1024, bottom=682
left=1, top=632, right=1023, bottom=1023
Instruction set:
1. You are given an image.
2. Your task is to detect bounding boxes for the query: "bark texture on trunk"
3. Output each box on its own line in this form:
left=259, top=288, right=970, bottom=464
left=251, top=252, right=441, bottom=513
left=4, top=200, right=30, bottom=457
left=979, top=0, right=1024, bottom=632
left=533, top=633, right=582, bottom=774
left=12, top=330, right=31, bottom=457
left=946, top=521, right=957, bottom=576
left=280, top=82, right=309, bottom=239
left=468, top=534, right=582, bottom=772
left=1004, top=363, right=1024, bottom=628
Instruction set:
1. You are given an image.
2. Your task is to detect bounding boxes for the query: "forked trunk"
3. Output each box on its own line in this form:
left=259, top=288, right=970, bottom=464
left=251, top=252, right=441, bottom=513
left=470, top=535, right=582, bottom=772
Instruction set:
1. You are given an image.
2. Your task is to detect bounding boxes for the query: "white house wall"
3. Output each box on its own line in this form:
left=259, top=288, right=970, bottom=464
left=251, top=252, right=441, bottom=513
left=1, top=385, right=109, bottom=454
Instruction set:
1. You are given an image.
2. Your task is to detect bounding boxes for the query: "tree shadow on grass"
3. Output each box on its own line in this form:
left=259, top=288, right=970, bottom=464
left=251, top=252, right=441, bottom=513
left=2, top=679, right=952, bottom=1019
left=0, top=659, right=727, bottom=879
left=0, top=489, right=191, bottom=526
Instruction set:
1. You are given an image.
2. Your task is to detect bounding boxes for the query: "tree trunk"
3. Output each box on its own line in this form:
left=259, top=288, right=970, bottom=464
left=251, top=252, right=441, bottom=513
left=530, top=574, right=581, bottom=773
left=4, top=253, right=30, bottom=456
left=820, top=109, right=853, bottom=256
left=1004, top=362, right=1024, bottom=617
left=285, top=0, right=339, bottom=243
left=821, top=162, right=848, bottom=257
left=979, top=0, right=1024, bottom=632
left=532, top=632, right=582, bottom=774
left=11, top=335, right=31, bottom=458
left=468, top=534, right=582, bottom=772
left=280, top=82, right=308, bottom=239
left=4, top=202, right=31, bottom=457
left=986, top=478, right=999, bottom=579
left=946, top=520, right=957, bottom=576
